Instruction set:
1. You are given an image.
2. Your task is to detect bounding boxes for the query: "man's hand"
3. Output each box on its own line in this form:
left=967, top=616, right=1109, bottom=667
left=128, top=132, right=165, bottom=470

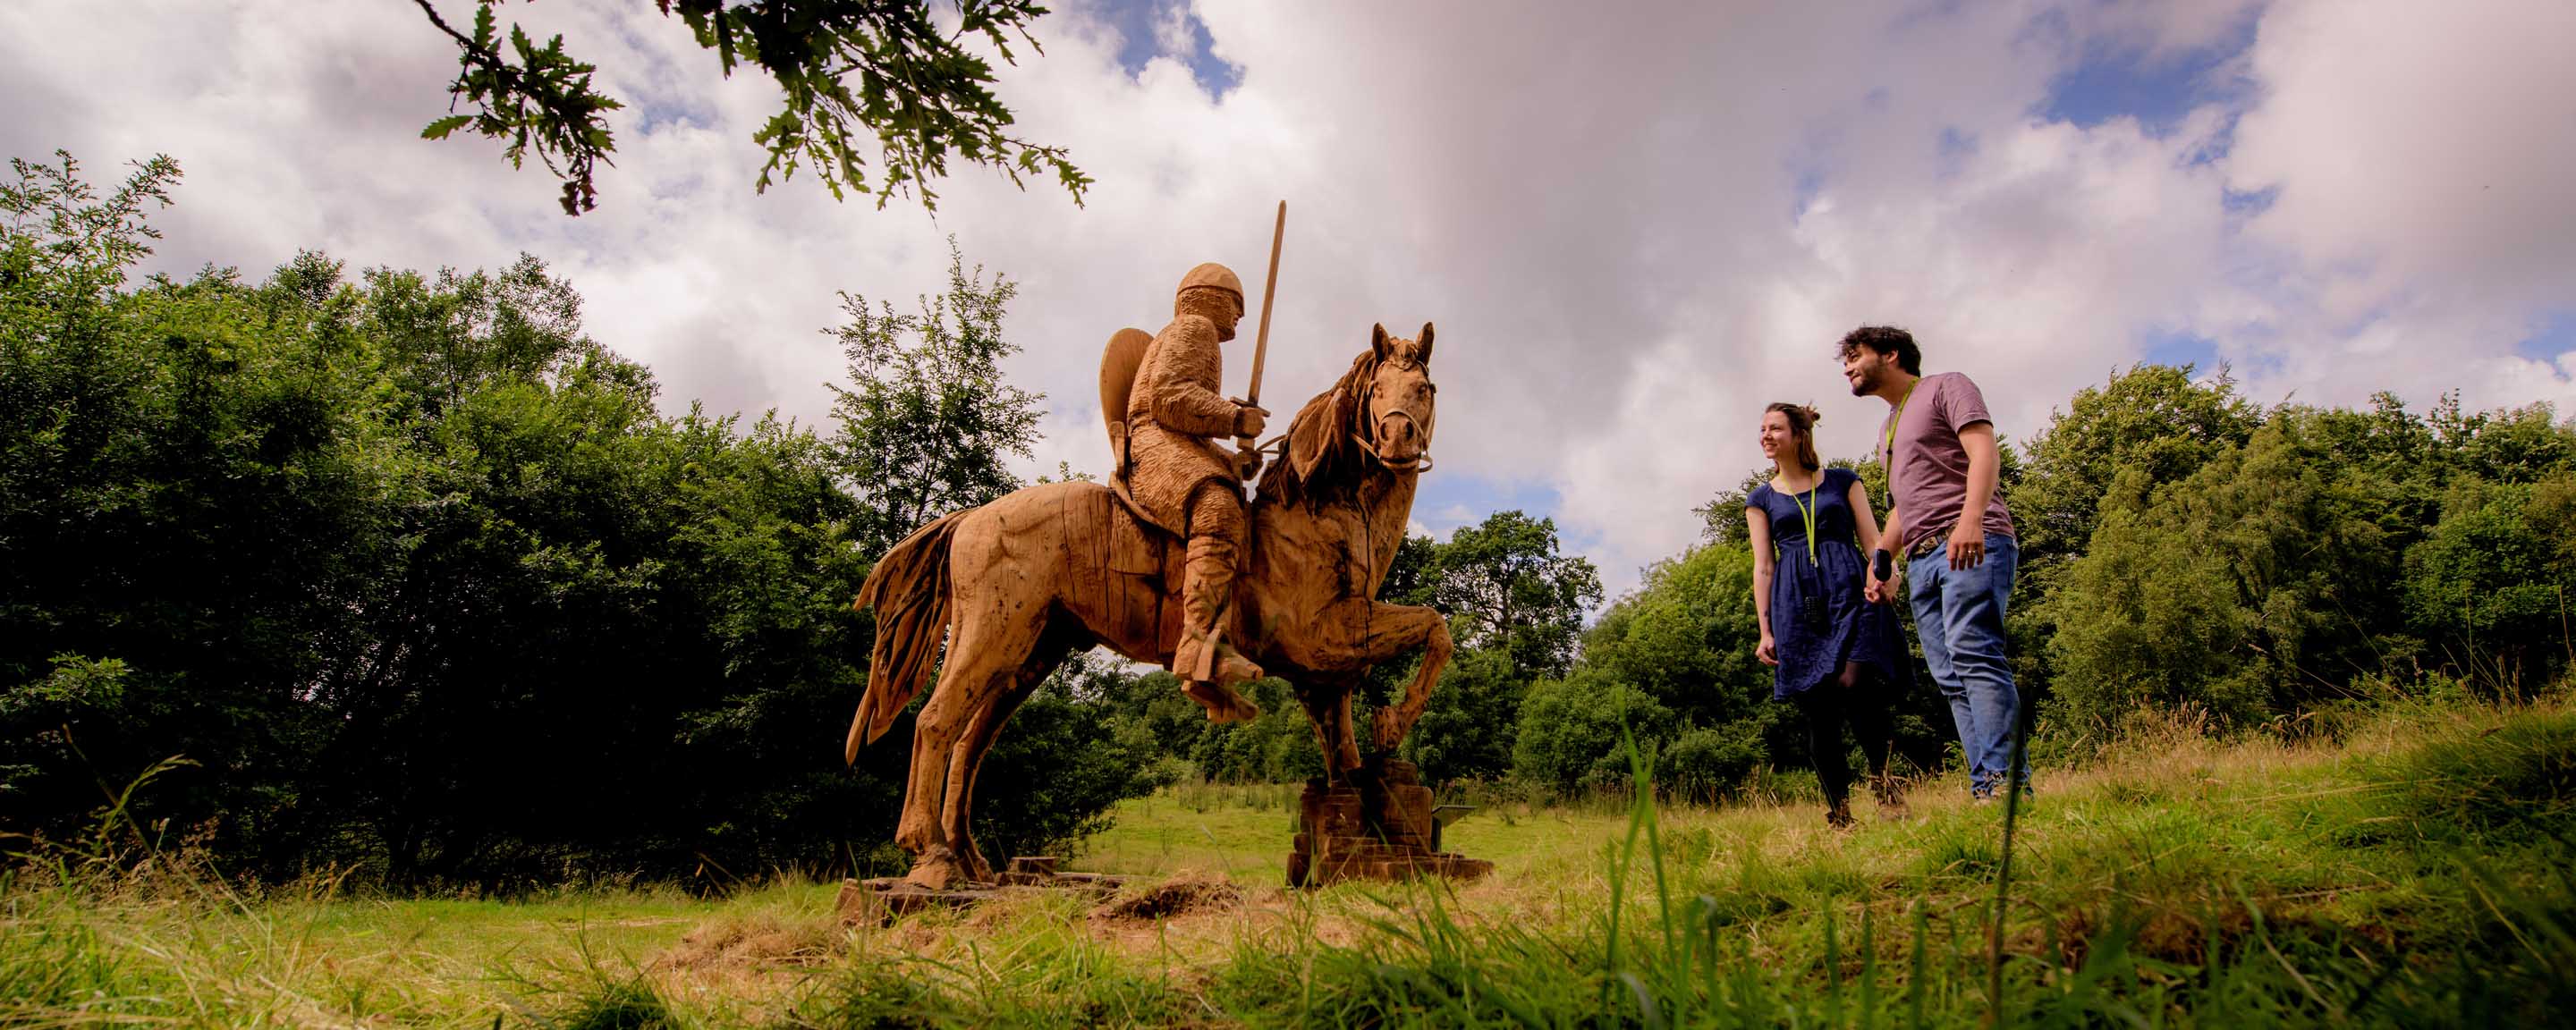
left=1757, top=633, right=1779, bottom=667
left=1230, top=399, right=1268, bottom=438
left=1948, top=521, right=1986, bottom=570
left=1864, top=570, right=1891, bottom=604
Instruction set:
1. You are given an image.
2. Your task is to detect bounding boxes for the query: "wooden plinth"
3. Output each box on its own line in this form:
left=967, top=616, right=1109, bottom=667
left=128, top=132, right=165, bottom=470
left=835, top=857, right=1125, bottom=924
left=1288, top=759, right=1493, bottom=888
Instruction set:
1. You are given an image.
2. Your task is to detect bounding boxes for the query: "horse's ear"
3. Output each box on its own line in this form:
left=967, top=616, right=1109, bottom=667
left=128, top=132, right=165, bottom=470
left=1417, top=322, right=1435, bottom=365
left=1372, top=323, right=1393, bottom=362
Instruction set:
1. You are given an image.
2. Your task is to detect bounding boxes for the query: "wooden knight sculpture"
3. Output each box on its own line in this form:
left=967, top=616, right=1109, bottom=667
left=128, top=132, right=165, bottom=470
left=1104, top=264, right=1271, bottom=722
left=848, top=234, right=1481, bottom=891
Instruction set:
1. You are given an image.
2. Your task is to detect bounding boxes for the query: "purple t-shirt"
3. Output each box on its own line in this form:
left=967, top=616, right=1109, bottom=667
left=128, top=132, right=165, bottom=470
left=1879, top=372, right=2014, bottom=553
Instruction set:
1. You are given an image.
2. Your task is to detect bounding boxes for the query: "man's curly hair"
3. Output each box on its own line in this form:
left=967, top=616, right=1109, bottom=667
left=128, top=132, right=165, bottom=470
left=1836, top=325, right=1921, bottom=376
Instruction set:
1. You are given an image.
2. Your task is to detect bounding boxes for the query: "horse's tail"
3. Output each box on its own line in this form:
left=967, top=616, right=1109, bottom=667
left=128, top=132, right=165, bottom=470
left=846, top=511, right=969, bottom=764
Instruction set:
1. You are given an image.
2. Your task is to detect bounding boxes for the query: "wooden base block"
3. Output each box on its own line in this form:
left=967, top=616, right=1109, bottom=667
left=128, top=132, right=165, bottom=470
left=1287, top=760, right=1494, bottom=888
left=835, top=858, right=1126, bottom=924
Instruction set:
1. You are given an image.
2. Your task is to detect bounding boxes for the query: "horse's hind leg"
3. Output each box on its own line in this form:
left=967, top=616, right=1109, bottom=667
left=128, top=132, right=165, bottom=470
left=939, top=615, right=1089, bottom=883
left=899, top=596, right=1048, bottom=890
left=1296, top=682, right=1362, bottom=782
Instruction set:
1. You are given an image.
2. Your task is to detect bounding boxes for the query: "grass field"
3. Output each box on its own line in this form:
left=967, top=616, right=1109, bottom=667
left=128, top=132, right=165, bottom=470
left=6, top=699, right=2572, bottom=1027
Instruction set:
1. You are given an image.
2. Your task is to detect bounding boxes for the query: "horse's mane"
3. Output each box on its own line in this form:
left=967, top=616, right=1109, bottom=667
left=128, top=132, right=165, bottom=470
left=1255, top=340, right=1420, bottom=511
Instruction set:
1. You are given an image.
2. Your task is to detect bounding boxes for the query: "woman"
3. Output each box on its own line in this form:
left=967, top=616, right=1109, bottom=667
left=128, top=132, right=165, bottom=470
left=1745, top=403, right=1911, bottom=828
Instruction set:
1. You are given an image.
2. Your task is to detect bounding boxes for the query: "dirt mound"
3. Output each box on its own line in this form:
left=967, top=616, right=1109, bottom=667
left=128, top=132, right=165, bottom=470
left=651, top=912, right=841, bottom=970
left=1090, top=872, right=1244, bottom=922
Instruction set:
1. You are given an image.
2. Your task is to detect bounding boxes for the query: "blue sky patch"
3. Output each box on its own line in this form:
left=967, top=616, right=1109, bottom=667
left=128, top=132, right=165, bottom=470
left=2518, top=310, right=2576, bottom=363
left=1087, top=0, right=1241, bottom=98
left=1411, top=474, right=1565, bottom=541
left=2038, top=10, right=2258, bottom=134
left=2141, top=328, right=2221, bottom=371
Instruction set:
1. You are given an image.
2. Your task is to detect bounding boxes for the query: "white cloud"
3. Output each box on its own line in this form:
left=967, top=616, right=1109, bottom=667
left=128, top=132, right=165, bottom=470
left=4, top=0, right=2569, bottom=601
left=2220, top=0, right=2576, bottom=412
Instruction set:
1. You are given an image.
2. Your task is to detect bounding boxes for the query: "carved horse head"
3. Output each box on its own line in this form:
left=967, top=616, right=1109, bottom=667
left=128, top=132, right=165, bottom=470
left=1263, top=323, right=1437, bottom=508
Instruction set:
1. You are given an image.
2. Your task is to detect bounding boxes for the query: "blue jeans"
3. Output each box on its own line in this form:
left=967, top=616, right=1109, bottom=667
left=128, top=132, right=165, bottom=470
left=1907, top=532, right=2023, bottom=796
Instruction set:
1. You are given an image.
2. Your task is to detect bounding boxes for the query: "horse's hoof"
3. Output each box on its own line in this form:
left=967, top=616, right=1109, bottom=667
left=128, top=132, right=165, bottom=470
left=905, top=846, right=964, bottom=891
left=959, top=847, right=994, bottom=884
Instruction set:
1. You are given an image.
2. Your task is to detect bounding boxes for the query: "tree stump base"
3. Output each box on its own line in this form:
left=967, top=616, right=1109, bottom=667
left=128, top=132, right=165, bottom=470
left=835, top=857, right=1125, bottom=924
left=1288, top=759, right=1493, bottom=888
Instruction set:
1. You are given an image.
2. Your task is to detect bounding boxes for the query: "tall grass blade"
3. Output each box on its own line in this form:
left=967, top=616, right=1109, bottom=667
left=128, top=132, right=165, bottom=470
left=1987, top=709, right=2029, bottom=1026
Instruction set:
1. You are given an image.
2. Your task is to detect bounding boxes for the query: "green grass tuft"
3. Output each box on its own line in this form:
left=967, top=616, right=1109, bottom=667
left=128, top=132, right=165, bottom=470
left=2377, top=705, right=2576, bottom=841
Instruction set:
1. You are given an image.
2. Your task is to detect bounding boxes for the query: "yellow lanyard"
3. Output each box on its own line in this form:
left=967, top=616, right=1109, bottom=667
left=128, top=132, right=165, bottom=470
left=1882, top=379, right=1918, bottom=469
left=1788, top=478, right=1819, bottom=562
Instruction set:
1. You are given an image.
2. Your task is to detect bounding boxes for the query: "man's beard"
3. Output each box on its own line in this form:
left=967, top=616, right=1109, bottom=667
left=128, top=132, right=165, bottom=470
left=1848, top=367, right=1879, bottom=397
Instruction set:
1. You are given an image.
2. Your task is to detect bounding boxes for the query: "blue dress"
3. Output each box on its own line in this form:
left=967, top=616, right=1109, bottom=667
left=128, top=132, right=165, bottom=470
left=1748, top=468, right=1911, bottom=700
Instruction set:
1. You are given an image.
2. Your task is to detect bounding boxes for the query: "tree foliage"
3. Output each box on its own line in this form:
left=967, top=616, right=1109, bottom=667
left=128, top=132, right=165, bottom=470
left=2040, top=392, right=2576, bottom=732
left=1426, top=511, right=1602, bottom=680
left=413, top=0, right=1090, bottom=215
left=0, top=154, right=1140, bottom=884
left=2013, top=364, right=2262, bottom=563
left=827, top=241, right=1041, bottom=554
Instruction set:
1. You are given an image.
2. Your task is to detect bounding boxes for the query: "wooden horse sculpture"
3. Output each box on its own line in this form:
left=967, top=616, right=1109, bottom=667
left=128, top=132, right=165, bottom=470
left=847, top=324, right=1454, bottom=890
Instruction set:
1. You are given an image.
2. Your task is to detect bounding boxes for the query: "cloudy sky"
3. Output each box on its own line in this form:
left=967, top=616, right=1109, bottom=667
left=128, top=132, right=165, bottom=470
left=7, top=0, right=2572, bottom=595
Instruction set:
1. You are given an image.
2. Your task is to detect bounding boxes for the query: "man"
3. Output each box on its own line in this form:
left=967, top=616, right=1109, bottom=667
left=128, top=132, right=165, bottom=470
left=1843, top=325, right=2024, bottom=800
left=1115, top=263, right=1270, bottom=722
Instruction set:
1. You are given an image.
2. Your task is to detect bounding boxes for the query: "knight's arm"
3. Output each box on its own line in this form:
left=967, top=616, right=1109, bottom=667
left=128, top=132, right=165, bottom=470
left=1148, top=317, right=1245, bottom=437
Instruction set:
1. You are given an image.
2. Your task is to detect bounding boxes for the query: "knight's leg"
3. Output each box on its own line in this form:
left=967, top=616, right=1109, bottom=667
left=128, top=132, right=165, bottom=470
left=1173, top=482, right=1262, bottom=722
left=940, top=618, right=1086, bottom=883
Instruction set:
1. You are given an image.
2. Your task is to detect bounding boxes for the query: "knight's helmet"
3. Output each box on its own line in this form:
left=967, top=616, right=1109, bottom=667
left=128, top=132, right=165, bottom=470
left=1176, top=262, right=1244, bottom=307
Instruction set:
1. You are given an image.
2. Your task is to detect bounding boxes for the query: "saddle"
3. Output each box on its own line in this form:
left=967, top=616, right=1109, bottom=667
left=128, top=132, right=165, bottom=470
left=1060, top=482, right=1191, bottom=659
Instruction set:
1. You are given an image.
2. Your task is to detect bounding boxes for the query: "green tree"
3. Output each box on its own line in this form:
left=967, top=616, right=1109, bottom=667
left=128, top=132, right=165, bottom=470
left=2403, top=473, right=2576, bottom=697
left=2044, top=411, right=2402, bottom=731
left=827, top=241, right=1042, bottom=555
left=1, top=155, right=413, bottom=860
left=2013, top=364, right=2263, bottom=563
left=1428, top=511, right=1603, bottom=680
left=411, top=0, right=1090, bottom=215
left=1378, top=514, right=1598, bottom=784
left=1, top=154, right=1141, bottom=884
left=1509, top=666, right=1675, bottom=797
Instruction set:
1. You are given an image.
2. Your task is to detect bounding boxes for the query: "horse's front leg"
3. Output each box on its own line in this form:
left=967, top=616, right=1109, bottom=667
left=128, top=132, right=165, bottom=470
left=1370, top=608, right=1452, bottom=752
left=1283, top=599, right=1450, bottom=756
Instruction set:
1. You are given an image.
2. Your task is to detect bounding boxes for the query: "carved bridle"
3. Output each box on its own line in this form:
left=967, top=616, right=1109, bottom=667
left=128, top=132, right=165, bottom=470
left=1352, top=359, right=1433, bottom=475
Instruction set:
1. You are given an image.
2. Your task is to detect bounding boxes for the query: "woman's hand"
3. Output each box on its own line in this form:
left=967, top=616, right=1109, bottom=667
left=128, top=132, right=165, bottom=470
left=1757, top=633, right=1778, bottom=666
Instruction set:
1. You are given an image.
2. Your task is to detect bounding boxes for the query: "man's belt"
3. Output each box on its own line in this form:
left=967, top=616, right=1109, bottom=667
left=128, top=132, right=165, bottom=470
left=1906, top=528, right=1949, bottom=560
